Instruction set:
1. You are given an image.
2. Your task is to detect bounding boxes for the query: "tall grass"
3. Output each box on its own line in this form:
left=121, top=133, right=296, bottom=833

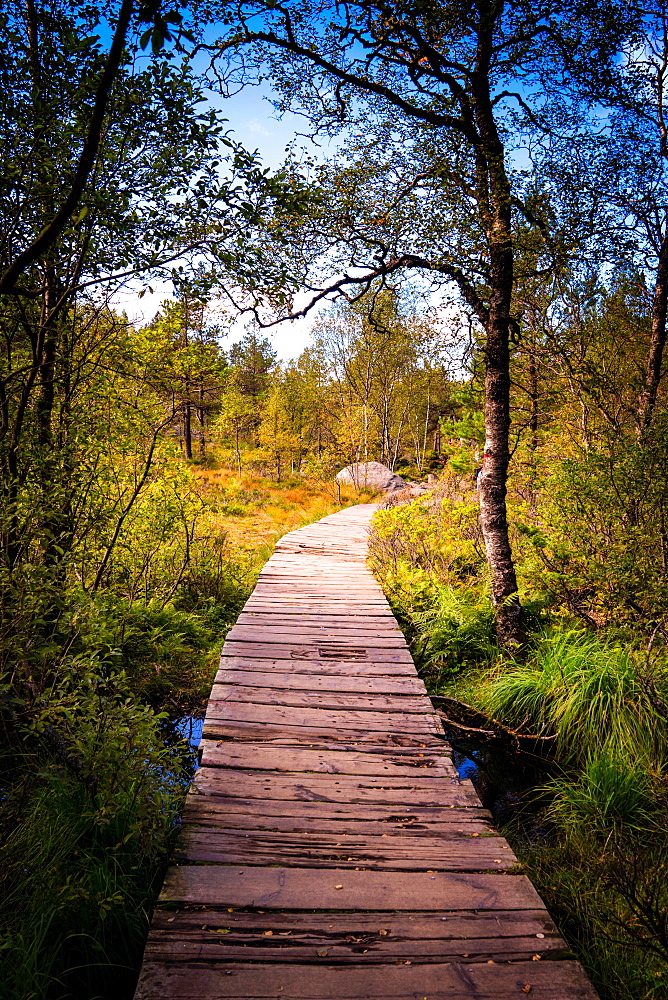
left=482, top=630, right=665, bottom=768
left=0, top=655, right=194, bottom=1000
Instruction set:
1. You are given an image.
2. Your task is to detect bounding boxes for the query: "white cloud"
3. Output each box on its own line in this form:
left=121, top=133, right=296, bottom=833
left=244, top=118, right=274, bottom=136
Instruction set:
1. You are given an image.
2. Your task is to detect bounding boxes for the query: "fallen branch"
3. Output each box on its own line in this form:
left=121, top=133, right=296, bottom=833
left=432, top=695, right=557, bottom=763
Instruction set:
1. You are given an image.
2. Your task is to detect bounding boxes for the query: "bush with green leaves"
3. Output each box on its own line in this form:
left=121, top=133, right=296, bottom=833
left=0, top=654, right=193, bottom=1000
left=370, top=493, right=485, bottom=583
left=515, top=426, right=668, bottom=627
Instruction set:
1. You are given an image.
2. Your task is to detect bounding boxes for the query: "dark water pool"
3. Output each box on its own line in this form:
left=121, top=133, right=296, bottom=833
left=173, top=716, right=203, bottom=751
left=451, top=749, right=480, bottom=780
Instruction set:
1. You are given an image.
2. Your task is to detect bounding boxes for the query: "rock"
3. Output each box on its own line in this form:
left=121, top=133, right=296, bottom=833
left=381, top=483, right=431, bottom=507
left=335, top=461, right=407, bottom=492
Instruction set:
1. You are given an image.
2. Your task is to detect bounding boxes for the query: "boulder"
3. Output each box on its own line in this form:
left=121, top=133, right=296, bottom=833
left=335, top=461, right=407, bottom=492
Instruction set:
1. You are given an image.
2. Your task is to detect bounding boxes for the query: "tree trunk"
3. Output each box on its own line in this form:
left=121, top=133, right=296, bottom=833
left=235, top=424, right=241, bottom=474
left=638, top=226, right=668, bottom=435
left=183, top=396, right=192, bottom=460
left=198, top=383, right=206, bottom=460
left=528, top=345, right=539, bottom=484
left=479, top=302, right=525, bottom=650
left=473, top=22, right=525, bottom=651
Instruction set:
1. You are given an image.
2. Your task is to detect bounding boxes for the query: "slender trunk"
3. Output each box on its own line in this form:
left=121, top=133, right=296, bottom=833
left=528, top=346, right=539, bottom=484
left=480, top=287, right=524, bottom=649
left=183, top=395, right=192, bottom=460
left=198, top=383, right=205, bottom=460
left=473, top=23, right=525, bottom=650
left=422, top=393, right=431, bottom=472
left=363, top=402, right=368, bottom=463
left=638, top=226, right=668, bottom=435
left=36, top=268, right=59, bottom=451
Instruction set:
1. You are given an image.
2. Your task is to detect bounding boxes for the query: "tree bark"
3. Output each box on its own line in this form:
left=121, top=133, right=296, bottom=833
left=638, top=226, right=668, bottom=435
left=198, top=383, right=206, bottom=460
left=473, top=15, right=525, bottom=651
left=183, top=396, right=192, bottom=460
left=480, top=313, right=524, bottom=649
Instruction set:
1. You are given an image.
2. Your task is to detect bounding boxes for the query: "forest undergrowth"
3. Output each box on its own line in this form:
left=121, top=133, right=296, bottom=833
left=0, top=459, right=352, bottom=1000
left=369, top=475, right=668, bottom=1000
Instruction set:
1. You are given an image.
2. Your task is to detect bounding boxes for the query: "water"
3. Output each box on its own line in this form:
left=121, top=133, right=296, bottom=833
left=173, top=716, right=204, bottom=751
left=451, top=749, right=480, bottom=781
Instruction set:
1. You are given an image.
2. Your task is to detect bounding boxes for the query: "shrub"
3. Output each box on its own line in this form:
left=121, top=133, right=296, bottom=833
left=0, top=658, right=193, bottom=1000
left=409, top=586, right=497, bottom=679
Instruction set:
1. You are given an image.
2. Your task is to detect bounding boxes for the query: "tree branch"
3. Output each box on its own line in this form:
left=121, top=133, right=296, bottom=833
left=0, top=0, right=135, bottom=294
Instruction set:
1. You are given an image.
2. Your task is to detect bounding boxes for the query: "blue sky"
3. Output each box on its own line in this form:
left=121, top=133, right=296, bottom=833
left=115, top=79, right=326, bottom=360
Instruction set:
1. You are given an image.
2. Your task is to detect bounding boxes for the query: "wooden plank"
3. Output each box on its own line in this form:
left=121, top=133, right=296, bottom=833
left=201, top=719, right=444, bottom=742
left=202, top=703, right=441, bottom=735
left=200, top=744, right=455, bottom=777
left=144, top=908, right=566, bottom=964
left=243, top=600, right=396, bottom=615
left=217, top=655, right=417, bottom=675
left=221, top=641, right=414, bottom=663
left=236, top=611, right=402, bottom=625
left=213, top=669, right=427, bottom=694
left=147, top=904, right=561, bottom=939
left=226, top=626, right=408, bottom=646
left=190, top=769, right=481, bottom=806
left=159, top=865, right=546, bottom=911
left=182, top=797, right=493, bottom=829
left=199, top=734, right=448, bottom=755
left=208, top=684, right=435, bottom=714
left=135, top=960, right=599, bottom=999
left=177, top=830, right=516, bottom=870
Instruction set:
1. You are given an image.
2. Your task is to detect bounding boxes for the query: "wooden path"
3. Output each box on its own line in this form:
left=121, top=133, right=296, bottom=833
left=135, top=504, right=598, bottom=1000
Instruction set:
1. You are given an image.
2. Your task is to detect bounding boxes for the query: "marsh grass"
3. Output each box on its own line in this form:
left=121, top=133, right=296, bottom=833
left=482, top=630, right=665, bottom=767
left=368, top=493, right=668, bottom=994
left=0, top=731, right=190, bottom=1000
left=544, top=749, right=660, bottom=840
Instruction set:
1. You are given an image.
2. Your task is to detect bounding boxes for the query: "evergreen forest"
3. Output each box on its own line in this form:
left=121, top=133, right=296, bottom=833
left=2, top=1, right=668, bottom=997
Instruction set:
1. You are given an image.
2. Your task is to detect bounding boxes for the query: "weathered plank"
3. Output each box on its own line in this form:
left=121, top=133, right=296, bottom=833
left=181, top=797, right=493, bottom=830
left=144, top=908, right=566, bottom=963
left=202, top=703, right=442, bottom=735
left=190, top=768, right=479, bottom=805
left=213, top=669, right=427, bottom=694
left=177, top=830, right=516, bottom=870
left=217, top=654, right=418, bottom=675
left=221, top=641, right=415, bottom=665
left=160, top=865, right=545, bottom=910
left=236, top=612, right=403, bottom=630
left=208, top=683, right=434, bottom=713
left=135, top=960, right=599, bottom=999
left=201, top=718, right=443, bottom=742
left=199, top=743, right=455, bottom=776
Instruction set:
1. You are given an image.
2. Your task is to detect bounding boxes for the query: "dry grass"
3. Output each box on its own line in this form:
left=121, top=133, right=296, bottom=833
left=193, top=467, right=370, bottom=552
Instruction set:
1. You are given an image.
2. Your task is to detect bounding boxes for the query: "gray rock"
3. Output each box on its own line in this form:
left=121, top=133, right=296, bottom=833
left=335, top=461, right=407, bottom=492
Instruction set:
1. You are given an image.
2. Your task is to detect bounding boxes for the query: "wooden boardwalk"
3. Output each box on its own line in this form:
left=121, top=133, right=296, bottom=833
left=135, top=504, right=598, bottom=1000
